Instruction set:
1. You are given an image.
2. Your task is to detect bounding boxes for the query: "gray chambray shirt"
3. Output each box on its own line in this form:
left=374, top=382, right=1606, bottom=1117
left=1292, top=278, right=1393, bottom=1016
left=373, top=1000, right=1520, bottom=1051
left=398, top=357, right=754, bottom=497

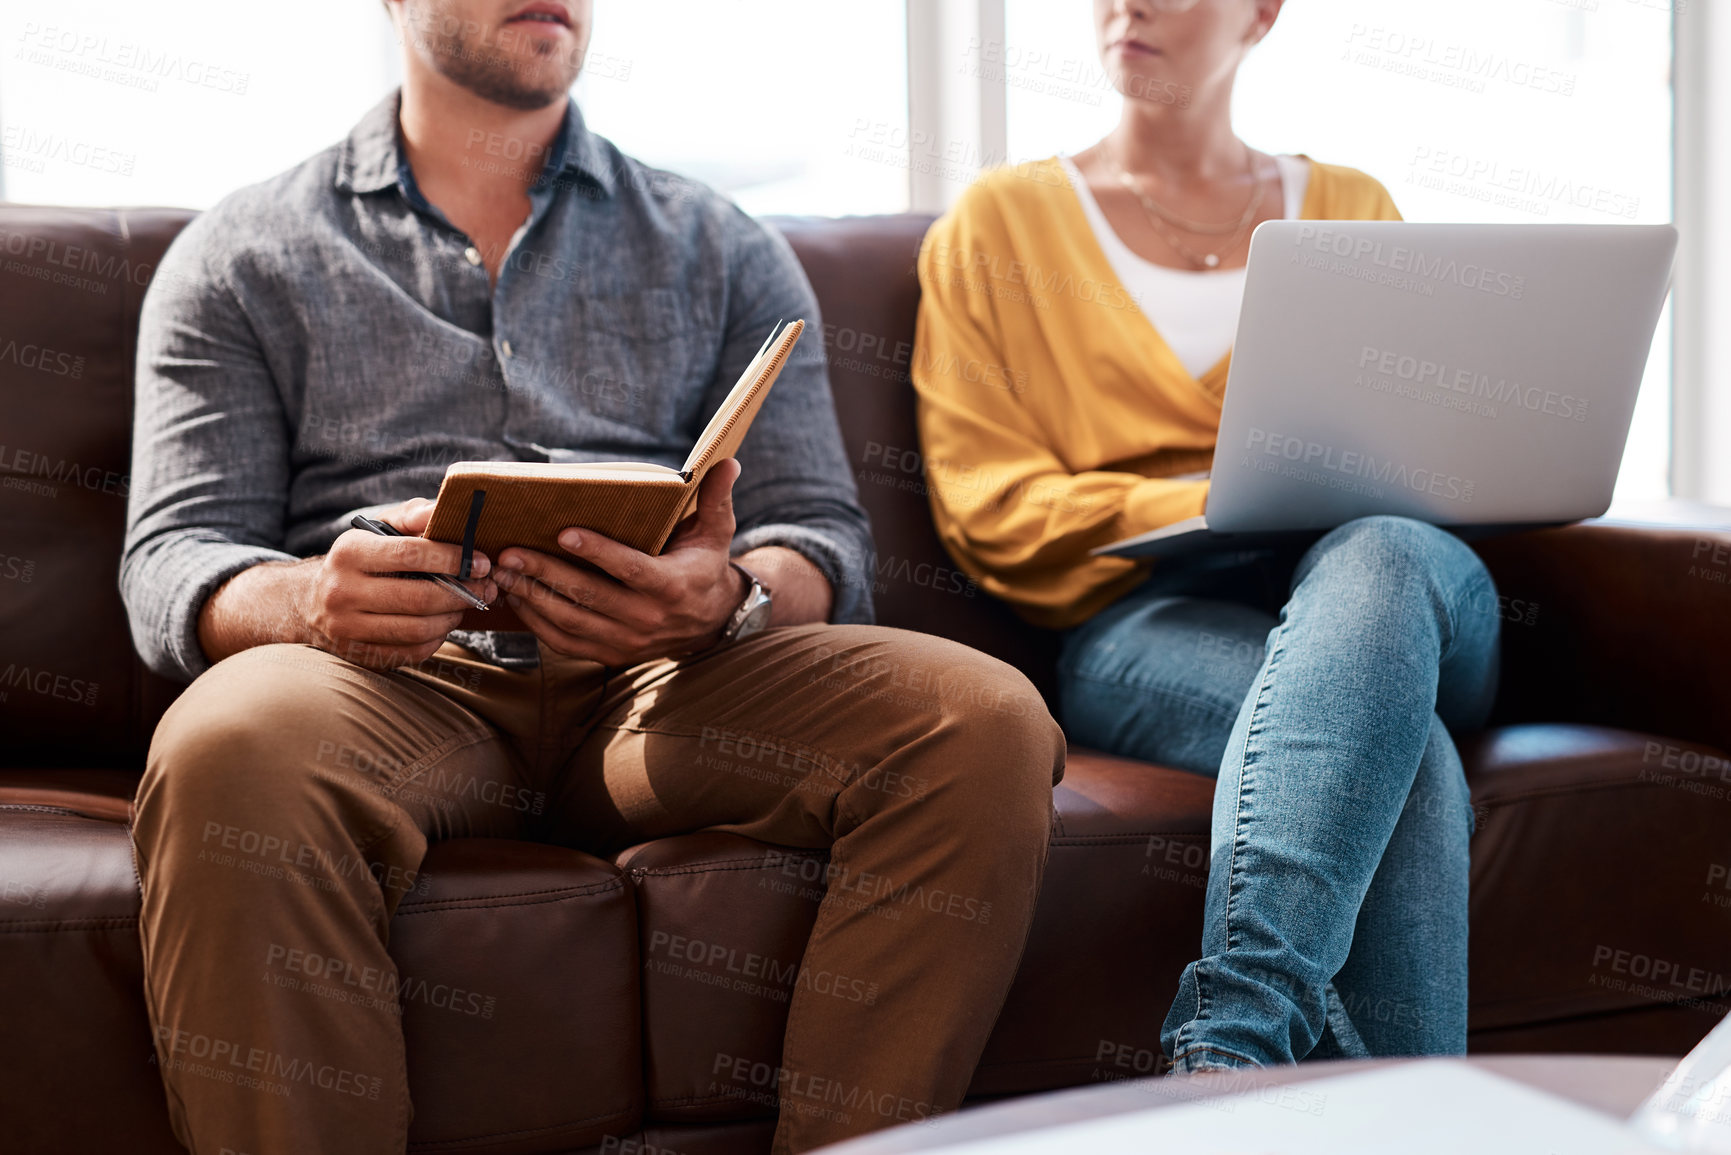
left=122, top=91, right=874, bottom=683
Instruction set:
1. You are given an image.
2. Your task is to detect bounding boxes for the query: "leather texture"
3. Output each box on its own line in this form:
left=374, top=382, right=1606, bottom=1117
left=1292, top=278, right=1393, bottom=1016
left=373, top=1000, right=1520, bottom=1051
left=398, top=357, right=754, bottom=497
left=0, top=207, right=191, bottom=766
left=770, top=214, right=1068, bottom=706
left=1474, top=523, right=1731, bottom=754
left=2, top=204, right=1730, bottom=1154
left=390, top=839, right=642, bottom=1153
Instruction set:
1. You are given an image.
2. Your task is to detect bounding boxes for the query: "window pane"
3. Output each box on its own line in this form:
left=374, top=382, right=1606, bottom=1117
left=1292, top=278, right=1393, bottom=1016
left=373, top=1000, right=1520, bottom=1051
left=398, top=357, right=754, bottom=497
left=1, top=1, right=398, bottom=209
left=1004, top=0, right=1675, bottom=500
left=577, top=0, right=908, bottom=216
left=1, top=1, right=908, bottom=217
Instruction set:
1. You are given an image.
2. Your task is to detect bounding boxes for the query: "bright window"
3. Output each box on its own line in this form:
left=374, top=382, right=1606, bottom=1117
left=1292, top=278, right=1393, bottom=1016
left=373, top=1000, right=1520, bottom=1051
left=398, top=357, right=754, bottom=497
left=0, top=0, right=1680, bottom=497
left=0, top=1, right=907, bottom=217
left=0, top=0, right=400, bottom=209
left=576, top=1, right=907, bottom=216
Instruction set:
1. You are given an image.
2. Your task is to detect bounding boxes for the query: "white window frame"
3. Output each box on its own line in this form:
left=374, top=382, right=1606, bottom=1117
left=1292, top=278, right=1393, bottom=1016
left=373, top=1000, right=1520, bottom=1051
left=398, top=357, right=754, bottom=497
left=1672, top=1, right=1731, bottom=505
left=905, top=0, right=1007, bottom=213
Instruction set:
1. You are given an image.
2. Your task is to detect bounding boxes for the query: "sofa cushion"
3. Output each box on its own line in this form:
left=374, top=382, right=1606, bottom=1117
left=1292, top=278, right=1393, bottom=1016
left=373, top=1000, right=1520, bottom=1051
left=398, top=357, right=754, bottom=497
left=8, top=718, right=1731, bottom=1153
left=612, top=749, right=1216, bottom=1111
left=617, top=834, right=829, bottom=1124
left=393, top=839, right=643, bottom=1154
left=1461, top=725, right=1731, bottom=1032
left=0, top=806, right=643, bottom=1155
left=607, top=725, right=1731, bottom=1114
left=973, top=747, right=1215, bottom=1094
left=0, top=805, right=181, bottom=1155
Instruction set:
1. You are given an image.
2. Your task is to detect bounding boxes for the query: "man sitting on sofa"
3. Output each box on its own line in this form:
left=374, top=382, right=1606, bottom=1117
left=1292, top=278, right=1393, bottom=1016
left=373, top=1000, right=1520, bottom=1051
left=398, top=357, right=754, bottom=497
left=120, top=2, right=1065, bottom=1152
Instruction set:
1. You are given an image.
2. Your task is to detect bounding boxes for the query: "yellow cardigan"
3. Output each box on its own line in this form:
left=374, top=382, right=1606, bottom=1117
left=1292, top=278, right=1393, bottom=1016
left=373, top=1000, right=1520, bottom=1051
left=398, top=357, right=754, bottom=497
left=911, top=155, right=1402, bottom=629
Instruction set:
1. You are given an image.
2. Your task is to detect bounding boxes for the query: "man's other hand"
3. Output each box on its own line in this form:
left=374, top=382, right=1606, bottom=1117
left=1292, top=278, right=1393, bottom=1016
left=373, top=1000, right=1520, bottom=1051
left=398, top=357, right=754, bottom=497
left=298, top=497, right=498, bottom=669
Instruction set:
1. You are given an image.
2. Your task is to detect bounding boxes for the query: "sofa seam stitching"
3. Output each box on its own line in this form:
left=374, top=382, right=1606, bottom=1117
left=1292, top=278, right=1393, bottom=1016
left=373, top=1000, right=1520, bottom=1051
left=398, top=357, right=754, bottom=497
left=407, top=1104, right=637, bottom=1148
left=395, top=879, right=626, bottom=914
left=627, top=855, right=822, bottom=878
left=0, top=918, right=140, bottom=932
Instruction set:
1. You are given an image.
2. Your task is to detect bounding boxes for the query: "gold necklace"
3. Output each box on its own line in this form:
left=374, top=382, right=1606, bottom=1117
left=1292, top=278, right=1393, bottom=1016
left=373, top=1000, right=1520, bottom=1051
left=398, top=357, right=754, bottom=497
left=1107, top=143, right=1267, bottom=269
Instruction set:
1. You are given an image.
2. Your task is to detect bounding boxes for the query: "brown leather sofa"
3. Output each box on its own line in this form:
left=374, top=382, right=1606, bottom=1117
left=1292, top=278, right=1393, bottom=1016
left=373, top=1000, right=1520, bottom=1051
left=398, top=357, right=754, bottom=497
left=3, top=204, right=1729, bottom=1155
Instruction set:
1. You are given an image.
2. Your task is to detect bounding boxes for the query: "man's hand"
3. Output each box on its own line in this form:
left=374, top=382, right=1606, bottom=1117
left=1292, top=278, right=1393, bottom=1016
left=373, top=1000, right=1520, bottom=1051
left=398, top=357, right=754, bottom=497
left=299, top=497, right=498, bottom=667
left=196, top=497, right=497, bottom=671
left=494, top=459, right=755, bottom=667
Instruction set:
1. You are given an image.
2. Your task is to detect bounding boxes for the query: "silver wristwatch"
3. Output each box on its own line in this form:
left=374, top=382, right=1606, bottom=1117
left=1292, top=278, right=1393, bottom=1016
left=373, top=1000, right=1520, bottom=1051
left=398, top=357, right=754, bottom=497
left=718, top=561, right=773, bottom=645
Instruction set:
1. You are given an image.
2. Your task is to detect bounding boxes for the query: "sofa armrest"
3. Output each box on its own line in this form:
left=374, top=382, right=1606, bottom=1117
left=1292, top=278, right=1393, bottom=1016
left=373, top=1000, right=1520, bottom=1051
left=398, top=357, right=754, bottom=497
left=1472, top=504, right=1731, bottom=753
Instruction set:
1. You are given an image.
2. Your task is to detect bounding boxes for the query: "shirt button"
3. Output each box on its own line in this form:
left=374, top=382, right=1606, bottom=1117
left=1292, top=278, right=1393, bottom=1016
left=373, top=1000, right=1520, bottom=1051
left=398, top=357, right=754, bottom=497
left=500, top=340, right=514, bottom=359
left=464, top=246, right=483, bottom=266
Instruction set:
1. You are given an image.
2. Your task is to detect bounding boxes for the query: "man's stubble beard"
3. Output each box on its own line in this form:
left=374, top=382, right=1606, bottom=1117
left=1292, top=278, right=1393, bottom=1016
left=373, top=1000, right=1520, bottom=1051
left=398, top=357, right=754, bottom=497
left=408, top=4, right=584, bottom=110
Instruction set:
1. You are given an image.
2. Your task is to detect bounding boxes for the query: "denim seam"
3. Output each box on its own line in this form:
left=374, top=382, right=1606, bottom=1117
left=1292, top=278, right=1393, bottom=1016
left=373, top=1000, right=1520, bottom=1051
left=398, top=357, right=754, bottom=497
left=1441, top=567, right=1496, bottom=662
left=1170, top=1042, right=1259, bottom=1070
left=1061, top=668, right=1248, bottom=721
left=1222, top=619, right=1288, bottom=957
left=1200, top=614, right=1290, bottom=1058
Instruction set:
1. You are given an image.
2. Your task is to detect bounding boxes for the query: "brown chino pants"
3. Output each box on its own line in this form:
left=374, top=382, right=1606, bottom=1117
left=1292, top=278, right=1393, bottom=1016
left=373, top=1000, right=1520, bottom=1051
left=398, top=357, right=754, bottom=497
left=130, top=624, right=1065, bottom=1155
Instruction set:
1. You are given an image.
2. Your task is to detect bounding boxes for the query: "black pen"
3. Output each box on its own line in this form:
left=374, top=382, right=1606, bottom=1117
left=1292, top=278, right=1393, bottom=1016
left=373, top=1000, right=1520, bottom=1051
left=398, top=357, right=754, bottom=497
left=348, top=515, right=491, bottom=611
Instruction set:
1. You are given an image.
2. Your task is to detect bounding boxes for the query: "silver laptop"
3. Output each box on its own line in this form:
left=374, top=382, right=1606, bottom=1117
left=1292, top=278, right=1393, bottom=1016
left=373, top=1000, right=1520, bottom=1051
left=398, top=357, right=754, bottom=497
left=1095, top=220, right=1678, bottom=560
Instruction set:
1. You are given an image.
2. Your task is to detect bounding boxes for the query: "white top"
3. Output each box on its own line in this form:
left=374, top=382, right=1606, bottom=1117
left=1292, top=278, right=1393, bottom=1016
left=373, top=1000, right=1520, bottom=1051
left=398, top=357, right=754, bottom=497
left=1059, top=152, right=1311, bottom=379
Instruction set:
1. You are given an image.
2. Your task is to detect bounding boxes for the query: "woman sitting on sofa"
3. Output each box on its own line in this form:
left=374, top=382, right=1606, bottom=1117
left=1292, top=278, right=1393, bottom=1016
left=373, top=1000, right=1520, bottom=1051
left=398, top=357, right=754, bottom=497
left=912, top=0, right=1500, bottom=1072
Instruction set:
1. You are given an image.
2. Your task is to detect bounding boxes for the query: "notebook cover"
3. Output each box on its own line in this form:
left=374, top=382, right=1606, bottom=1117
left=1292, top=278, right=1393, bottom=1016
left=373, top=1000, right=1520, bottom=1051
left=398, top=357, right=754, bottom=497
left=424, top=320, right=804, bottom=565
left=427, top=319, right=803, bottom=645
left=428, top=472, right=689, bottom=559
left=439, top=476, right=691, bottom=633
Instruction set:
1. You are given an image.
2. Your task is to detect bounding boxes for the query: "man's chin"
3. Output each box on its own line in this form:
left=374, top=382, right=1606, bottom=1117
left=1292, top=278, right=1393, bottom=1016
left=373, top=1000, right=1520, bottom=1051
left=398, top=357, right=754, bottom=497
left=428, top=47, right=580, bottom=113
left=445, top=71, right=574, bottom=112
left=477, top=84, right=571, bottom=112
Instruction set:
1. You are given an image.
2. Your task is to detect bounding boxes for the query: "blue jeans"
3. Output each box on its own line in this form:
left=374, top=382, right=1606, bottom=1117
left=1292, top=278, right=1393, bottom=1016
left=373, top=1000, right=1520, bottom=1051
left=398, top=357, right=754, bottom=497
left=1057, top=516, right=1500, bottom=1071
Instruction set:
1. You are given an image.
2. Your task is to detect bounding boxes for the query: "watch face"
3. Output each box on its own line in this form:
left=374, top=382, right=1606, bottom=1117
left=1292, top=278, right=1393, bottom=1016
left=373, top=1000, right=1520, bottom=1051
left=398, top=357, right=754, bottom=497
left=737, top=598, right=774, bottom=638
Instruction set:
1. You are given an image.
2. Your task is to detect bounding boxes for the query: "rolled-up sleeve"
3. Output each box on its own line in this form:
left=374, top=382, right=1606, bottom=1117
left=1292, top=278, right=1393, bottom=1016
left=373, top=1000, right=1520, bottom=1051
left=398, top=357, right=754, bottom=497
left=121, top=221, right=297, bottom=682
left=711, top=215, right=875, bottom=623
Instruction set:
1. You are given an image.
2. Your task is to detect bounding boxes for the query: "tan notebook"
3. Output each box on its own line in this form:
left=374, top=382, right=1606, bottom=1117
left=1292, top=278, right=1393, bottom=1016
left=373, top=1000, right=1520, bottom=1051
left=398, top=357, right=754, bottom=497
left=424, top=319, right=805, bottom=568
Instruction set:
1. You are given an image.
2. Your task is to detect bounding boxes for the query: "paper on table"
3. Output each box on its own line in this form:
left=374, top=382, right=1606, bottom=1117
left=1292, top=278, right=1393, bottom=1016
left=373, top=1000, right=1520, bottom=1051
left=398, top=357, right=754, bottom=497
left=1630, top=1011, right=1731, bottom=1153
left=921, top=1061, right=1666, bottom=1155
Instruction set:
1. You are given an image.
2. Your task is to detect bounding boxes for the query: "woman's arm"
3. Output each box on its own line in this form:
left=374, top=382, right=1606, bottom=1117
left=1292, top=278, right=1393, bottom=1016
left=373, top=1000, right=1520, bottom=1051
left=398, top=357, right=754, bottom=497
left=911, top=199, right=1206, bottom=625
